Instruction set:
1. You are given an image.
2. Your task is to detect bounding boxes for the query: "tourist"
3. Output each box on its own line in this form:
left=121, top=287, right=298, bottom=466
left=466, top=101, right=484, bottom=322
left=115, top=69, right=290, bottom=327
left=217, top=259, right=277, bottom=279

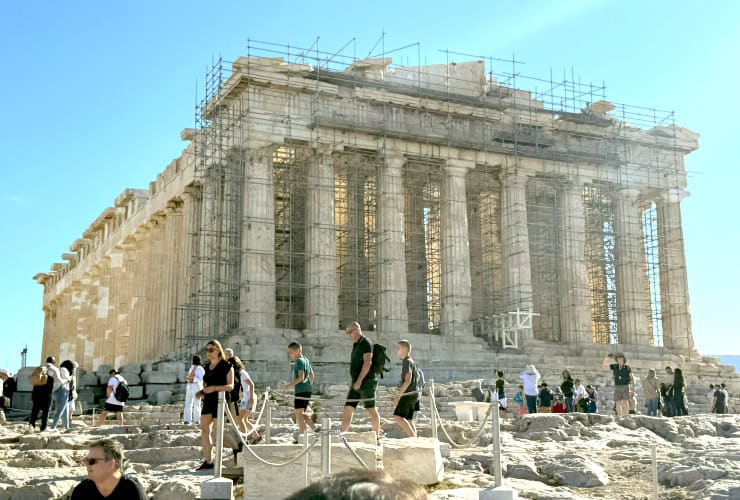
left=287, top=341, right=316, bottom=443
left=721, top=383, right=732, bottom=413
left=513, top=385, right=526, bottom=415
left=70, top=438, right=146, bottom=500
left=586, top=385, right=599, bottom=413
left=0, top=368, right=9, bottom=424
left=1, top=368, right=16, bottom=410
left=233, top=356, right=261, bottom=444
left=707, top=384, right=716, bottom=404
left=672, top=368, right=688, bottom=416
left=61, top=360, right=79, bottom=427
left=29, top=356, right=57, bottom=432
left=712, top=382, right=727, bottom=414
left=495, top=371, right=507, bottom=411
left=50, top=357, right=72, bottom=430
left=574, top=378, right=588, bottom=413
left=340, top=322, right=380, bottom=441
left=98, top=369, right=127, bottom=426
left=552, top=388, right=566, bottom=413
left=224, top=348, right=241, bottom=423
left=519, top=365, right=540, bottom=414
left=602, top=352, right=632, bottom=417
left=643, top=369, right=661, bottom=416
left=538, top=382, right=553, bottom=413
left=184, top=355, right=205, bottom=425
left=628, top=373, right=638, bottom=415
left=392, top=340, right=419, bottom=438
left=560, top=370, right=575, bottom=413
left=196, top=339, right=237, bottom=471
left=284, top=469, right=429, bottom=500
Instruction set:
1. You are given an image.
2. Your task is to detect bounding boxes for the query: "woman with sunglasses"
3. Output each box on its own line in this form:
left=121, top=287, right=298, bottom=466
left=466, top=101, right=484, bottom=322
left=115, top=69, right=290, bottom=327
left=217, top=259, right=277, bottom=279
left=196, top=339, right=237, bottom=471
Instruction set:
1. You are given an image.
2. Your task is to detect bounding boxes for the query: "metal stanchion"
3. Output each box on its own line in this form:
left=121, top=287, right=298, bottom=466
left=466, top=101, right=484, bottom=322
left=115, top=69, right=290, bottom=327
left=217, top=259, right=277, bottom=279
left=321, top=417, right=331, bottom=477
left=265, top=387, right=272, bottom=444
left=491, top=398, right=502, bottom=487
left=304, top=430, right=310, bottom=487
left=652, top=445, right=659, bottom=499
left=429, top=378, right=438, bottom=441
left=214, top=391, right=226, bottom=478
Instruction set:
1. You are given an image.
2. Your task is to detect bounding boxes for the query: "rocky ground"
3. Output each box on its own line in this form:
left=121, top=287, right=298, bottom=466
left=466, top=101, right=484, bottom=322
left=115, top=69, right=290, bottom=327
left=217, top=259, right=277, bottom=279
left=0, top=398, right=739, bottom=499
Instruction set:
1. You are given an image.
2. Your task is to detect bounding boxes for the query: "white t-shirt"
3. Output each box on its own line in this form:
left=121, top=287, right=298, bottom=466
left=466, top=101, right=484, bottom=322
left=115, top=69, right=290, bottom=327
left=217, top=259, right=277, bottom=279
left=189, top=365, right=205, bottom=384
left=575, top=384, right=587, bottom=400
left=519, top=371, right=539, bottom=396
left=106, top=375, right=126, bottom=406
left=240, top=370, right=253, bottom=404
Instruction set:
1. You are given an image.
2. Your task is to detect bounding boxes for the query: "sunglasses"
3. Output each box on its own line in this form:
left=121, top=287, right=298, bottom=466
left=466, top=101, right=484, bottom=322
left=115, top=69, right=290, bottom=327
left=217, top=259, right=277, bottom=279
left=83, top=458, right=108, bottom=466
left=207, top=348, right=217, bottom=353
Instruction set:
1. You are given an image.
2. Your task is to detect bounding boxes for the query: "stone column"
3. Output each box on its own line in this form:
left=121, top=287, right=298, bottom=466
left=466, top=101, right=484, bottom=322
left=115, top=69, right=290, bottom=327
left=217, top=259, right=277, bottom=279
left=376, top=155, right=409, bottom=338
left=240, top=144, right=276, bottom=330
left=305, top=147, right=339, bottom=333
left=657, top=190, right=694, bottom=354
left=613, top=188, right=651, bottom=346
left=558, top=179, right=592, bottom=344
left=440, top=159, right=474, bottom=337
left=500, top=172, right=534, bottom=327
left=404, top=178, right=429, bottom=334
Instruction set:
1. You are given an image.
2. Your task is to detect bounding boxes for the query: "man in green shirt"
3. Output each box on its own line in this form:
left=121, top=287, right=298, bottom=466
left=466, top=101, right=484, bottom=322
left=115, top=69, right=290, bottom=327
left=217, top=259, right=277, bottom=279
left=287, top=342, right=316, bottom=441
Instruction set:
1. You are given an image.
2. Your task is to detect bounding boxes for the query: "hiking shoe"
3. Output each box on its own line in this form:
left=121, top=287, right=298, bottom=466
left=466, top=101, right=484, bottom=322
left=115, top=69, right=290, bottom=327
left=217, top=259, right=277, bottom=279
left=196, top=461, right=214, bottom=471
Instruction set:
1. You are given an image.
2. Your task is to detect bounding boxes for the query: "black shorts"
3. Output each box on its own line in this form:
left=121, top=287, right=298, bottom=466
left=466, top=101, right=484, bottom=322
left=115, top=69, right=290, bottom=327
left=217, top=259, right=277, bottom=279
left=393, top=395, right=418, bottom=420
left=345, top=379, right=377, bottom=409
left=201, top=397, right=219, bottom=418
left=104, top=403, right=124, bottom=413
left=294, top=392, right=311, bottom=410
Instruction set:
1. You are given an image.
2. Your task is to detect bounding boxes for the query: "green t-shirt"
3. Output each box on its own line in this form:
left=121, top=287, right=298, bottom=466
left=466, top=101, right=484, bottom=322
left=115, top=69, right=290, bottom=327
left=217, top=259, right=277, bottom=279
left=293, top=356, right=312, bottom=393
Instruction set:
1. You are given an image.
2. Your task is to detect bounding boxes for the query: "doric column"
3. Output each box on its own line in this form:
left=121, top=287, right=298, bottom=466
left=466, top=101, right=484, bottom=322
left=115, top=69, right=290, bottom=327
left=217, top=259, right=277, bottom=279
left=440, top=159, right=474, bottom=336
left=558, top=179, right=592, bottom=344
left=240, top=144, right=276, bottom=330
left=377, top=155, right=409, bottom=337
left=501, top=172, right=533, bottom=332
left=613, top=187, right=651, bottom=345
left=404, top=178, right=429, bottom=334
left=657, top=190, right=694, bottom=354
left=305, top=147, right=339, bottom=333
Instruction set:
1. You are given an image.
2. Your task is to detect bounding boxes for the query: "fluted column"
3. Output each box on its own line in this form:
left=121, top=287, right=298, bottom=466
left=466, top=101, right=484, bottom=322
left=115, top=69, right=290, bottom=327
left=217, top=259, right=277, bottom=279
left=305, top=147, right=339, bottom=333
left=240, top=144, right=276, bottom=330
left=559, top=179, right=592, bottom=344
left=377, top=155, right=409, bottom=337
left=501, top=172, right=533, bottom=338
left=613, top=188, right=651, bottom=345
left=657, top=190, right=694, bottom=354
left=440, top=159, right=474, bottom=337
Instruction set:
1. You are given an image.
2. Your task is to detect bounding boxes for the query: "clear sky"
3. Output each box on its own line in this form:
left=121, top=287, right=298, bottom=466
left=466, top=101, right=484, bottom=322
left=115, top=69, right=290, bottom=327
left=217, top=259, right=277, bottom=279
left=1, top=0, right=739, bottom=372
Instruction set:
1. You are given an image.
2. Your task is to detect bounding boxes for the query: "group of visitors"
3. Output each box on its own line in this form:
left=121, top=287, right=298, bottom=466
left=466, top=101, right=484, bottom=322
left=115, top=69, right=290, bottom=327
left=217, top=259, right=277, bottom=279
left=504, top=366, right=599, bottom=415
left=24, top=357, right=82, bottom=432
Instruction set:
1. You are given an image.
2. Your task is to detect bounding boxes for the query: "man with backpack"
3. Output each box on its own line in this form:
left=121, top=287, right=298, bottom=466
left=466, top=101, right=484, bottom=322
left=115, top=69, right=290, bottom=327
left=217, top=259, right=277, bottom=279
left=29, top=356, right=57, bottom=432
left=98, top=369, right=129, bottom=426
left=340, top=322, right=381, bottom=441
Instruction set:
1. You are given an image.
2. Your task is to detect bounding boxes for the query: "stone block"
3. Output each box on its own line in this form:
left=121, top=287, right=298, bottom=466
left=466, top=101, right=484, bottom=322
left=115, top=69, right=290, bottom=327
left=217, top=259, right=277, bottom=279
left=10, top=391, right=33, bottom=412
left=123, top=373, right=141, bottom=386
left=156, top=361, right=186, bottom=373
left=120, top=362, right=142, bottom=374
left=142, top=371, right=178, bottom=384
left=152, top=478, right=201, bottom=500
left=78, top=372, right=99, bottom=387
left=382, top=437, right=444, bottom=485
left=145, top=383, right=185, bottom=396
left=341, top=431, right=377, bottom=445
left=149, top=390, right=173, bottom=405
left=200, top=477, right=233, bottom=500
left=128, top=385, right=145, bottom=400
left=96, top=364, right=114, bottom=378
left=15, top=367, right=37, bottom=392
left=480, top=486, right=519, bottom=499
left=127, top=446, right=201, bottom=465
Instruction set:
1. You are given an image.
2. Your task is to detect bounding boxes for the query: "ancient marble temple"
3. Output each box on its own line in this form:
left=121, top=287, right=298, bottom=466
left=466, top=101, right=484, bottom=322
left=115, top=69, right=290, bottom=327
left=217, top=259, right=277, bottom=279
left=35, top=47, right=699, bottom=380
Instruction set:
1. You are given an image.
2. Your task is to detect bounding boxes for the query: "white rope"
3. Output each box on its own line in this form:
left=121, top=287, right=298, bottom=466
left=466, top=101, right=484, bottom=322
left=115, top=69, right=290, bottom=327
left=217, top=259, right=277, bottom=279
left=271, top=388, right=421, bottom=403
left=338, top=434, right=370, bottom=470
left=430, top=391, right=492, bottom=448
left=224, top=403, right=320, bottom=467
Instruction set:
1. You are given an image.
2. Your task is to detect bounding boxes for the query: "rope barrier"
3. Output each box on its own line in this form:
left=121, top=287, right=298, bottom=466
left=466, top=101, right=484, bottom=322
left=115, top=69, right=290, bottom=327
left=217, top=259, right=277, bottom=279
left=338, top=433, right=370, bottom=470
left=271, top=388, right=421, bottom=403
left=430, top=390, right=493, bottom=448
left=224, top=402, right=321, bottom=467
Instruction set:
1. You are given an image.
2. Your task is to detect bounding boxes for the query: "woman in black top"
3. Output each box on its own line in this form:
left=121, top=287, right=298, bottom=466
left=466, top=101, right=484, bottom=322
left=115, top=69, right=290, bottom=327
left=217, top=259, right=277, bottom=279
left=673, top=368, right=688, bottom=416
left=561, top=370, right=575, bottom=413
left=196, top=339, right=235, bottom=471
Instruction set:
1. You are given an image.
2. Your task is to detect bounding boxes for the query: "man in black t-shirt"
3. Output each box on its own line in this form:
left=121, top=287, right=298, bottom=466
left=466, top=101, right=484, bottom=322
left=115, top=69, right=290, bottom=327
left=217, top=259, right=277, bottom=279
left=392, top=340, right=419, bottom=437
left=602, top=352, right=633, bottom=417
left=340, top=322, right=380, bottom=440
left=71, top=438, right=146, bottom=500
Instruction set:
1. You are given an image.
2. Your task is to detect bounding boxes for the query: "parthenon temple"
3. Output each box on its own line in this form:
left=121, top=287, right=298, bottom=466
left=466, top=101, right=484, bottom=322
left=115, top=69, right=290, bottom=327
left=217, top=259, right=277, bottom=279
left=34, top=41, right=702, bottom=383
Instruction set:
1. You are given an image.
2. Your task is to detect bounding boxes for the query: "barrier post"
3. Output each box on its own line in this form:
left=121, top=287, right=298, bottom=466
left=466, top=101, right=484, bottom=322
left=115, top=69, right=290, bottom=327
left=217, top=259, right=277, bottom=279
left=92, top=407, right=96, bottom=427
left=321, top=417, right=331, bottom=476
left=214, top=391, right=226, bottom=478
left=491, top=398, right=502, bottom=487
left=429, top=378, right=438, bottom=441
left=652, top=444, right=658, bottom=499
left=304, top=429, right=310, bottom=486
left=264, top=387, right=272, bottom=444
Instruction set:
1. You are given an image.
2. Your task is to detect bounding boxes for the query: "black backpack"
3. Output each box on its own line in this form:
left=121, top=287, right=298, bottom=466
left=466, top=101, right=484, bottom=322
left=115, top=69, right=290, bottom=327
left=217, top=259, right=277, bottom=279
left=370, top=343, right=391, bottom=379
left=114, top=378, right=130, bottom=403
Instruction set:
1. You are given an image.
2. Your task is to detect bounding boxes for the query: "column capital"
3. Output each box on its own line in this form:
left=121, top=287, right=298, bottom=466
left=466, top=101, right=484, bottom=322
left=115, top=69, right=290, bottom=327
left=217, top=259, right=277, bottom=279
left=559, top=176, right=585, bottom=193
left=445, top=158, right=474, bottom=175
left=657, top=187, right=690, bottom=204
left=616, top=186, right=642, bottom=201
left=384, top=154, right=407, bottom=170
left=500, top=170, right=528, bottom=187
left=314, top=143, right=335, bottom=158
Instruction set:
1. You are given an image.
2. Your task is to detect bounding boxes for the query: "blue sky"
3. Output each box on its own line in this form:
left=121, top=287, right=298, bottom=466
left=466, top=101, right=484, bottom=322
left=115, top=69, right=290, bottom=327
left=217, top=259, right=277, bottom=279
left=1, top=0, right=739, bottom=372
